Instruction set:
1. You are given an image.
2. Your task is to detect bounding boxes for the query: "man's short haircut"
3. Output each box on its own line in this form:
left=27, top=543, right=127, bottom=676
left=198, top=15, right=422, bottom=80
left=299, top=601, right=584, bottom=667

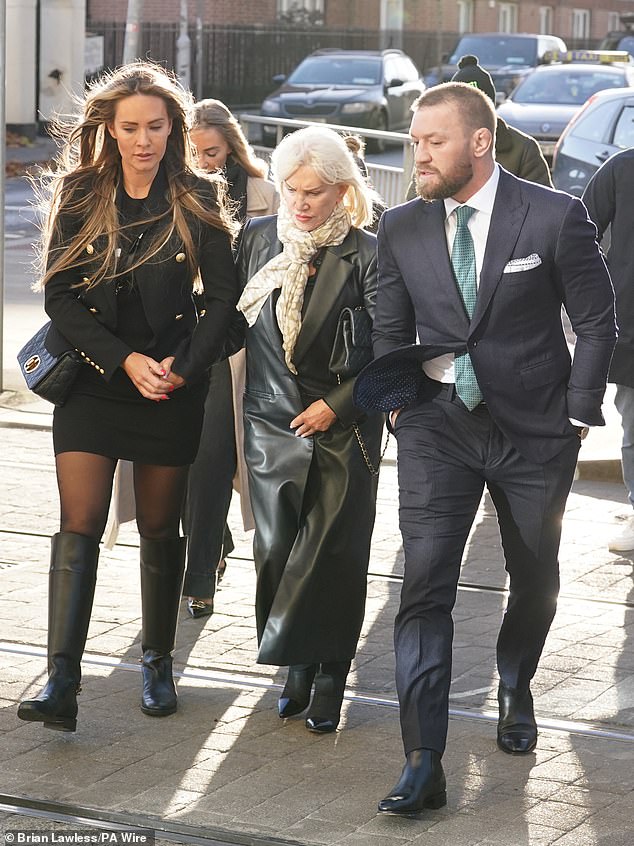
left=412, top=82, right=496, bottom=138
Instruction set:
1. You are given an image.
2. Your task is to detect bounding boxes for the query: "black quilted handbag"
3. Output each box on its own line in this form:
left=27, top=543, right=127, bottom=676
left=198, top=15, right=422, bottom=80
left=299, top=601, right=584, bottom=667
left=329, top=306, right=373, bottom=379
left=17, top=321, right=82, bottom=406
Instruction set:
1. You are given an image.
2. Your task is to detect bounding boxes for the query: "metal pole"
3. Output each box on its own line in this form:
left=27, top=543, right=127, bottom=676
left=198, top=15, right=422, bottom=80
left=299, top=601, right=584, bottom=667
left=195, top=0, right=203, bottom=100
left=123, top=0, right=143, bottom=65
left=0, top=0, right=7, bottom=392
left=176, top=0, right=191, bottom=90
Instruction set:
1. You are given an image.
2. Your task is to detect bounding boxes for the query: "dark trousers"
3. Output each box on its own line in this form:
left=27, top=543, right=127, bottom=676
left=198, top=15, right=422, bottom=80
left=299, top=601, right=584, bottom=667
left=182, top=358, right=236, bottom=598
left=394, top=387, right=579, bottom=755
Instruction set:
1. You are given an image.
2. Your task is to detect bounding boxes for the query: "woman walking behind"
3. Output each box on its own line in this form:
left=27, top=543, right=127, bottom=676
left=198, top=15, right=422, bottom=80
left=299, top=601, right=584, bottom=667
left=182, top=99, right=278, bottom=618
left=236, top=126, right=384, bottom=733
left=17, top=62, right=238, bottom=732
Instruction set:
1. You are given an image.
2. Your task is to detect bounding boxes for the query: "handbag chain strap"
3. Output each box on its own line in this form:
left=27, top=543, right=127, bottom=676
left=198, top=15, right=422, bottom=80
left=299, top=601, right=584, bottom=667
left=337, top=374, right=389, bottom=476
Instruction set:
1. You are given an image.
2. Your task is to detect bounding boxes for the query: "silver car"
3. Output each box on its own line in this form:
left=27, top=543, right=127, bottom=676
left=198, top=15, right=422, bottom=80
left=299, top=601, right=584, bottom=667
left=497, top=60, right=634, bottom=160
left=552, top=86, right=634, bottom=195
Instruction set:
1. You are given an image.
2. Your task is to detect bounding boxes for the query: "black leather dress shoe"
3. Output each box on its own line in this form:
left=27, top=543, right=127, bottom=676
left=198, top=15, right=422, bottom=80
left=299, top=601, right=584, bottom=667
left=497, top=682, right=537, bottom=754
left=187, top=598, right=214, bottom=619
left=378, top=749, right=447, bottom=815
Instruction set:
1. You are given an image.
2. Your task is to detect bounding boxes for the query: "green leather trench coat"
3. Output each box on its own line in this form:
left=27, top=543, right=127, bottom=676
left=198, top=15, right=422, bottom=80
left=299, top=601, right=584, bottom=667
left=236, top=215, right=384, bottom=666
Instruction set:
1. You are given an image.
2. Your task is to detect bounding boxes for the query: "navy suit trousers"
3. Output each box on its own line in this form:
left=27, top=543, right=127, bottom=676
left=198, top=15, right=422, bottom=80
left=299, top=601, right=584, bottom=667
left=394, top=385, right=580, bottom=755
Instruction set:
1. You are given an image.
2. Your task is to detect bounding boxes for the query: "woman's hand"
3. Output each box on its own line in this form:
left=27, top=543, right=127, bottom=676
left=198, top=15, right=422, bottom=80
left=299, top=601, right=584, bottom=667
left=122, top=352, right=176, bottom=401
left=159, top=356, right=186, bottom=390
left=290, top=399, right=337, bottom=438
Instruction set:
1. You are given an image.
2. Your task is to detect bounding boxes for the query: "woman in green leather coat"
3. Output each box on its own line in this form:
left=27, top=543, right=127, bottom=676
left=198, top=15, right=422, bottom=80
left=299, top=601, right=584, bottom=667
left=235, top=126, right=384, bottom=734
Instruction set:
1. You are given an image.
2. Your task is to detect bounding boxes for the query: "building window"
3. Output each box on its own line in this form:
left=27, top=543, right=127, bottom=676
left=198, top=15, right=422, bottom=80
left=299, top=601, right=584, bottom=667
left=277, top=0, right=324, bottom=25
left=498, top=3, right=518, bottom=34
left=539, top=6, right=553, bottom=35
left=457, top=0, right=474, bottom=34
left=607, top=12, right=621, bottom=32
left=572, top=9, right=590, bottom=40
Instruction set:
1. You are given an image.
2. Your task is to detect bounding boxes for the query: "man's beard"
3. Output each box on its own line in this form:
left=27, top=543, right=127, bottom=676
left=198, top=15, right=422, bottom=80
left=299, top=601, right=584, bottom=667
left=416, top=160, right=474, bottom=201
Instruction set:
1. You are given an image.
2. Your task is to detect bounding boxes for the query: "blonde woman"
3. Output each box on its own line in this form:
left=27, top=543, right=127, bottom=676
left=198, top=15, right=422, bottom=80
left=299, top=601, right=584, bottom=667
left=182, top=99, right=279, bottom=617
left=236, top=126, right=383, bottom=733
left=17, top=63, right=238, bottom=732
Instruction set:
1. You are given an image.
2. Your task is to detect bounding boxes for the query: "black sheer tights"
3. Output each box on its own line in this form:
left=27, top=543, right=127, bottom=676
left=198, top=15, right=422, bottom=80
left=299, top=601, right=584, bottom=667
left=56, top=452, right=188, bottom=541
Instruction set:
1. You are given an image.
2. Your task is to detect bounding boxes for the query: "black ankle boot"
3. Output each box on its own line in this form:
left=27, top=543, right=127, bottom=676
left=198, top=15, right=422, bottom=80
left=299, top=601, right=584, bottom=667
left=278, top=664, right=317, bottom=718
left=305, top=661, right=350, bottom=733
left=497, top=682, right=537, bottom=754
left=140, top=536, right=186, bottom=717
left=378, top=749, right=447, bottom=815
left=18, top=532, right=99, bottom=732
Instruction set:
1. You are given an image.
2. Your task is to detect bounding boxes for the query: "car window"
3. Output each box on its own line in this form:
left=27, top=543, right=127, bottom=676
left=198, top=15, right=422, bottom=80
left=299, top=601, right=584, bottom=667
left=288, top=57, right=381, bottom=86
left=572, top=99, right=624, bottom=142
left=384, top=57, right=401, bottom=84
left=612, top=105, right=634, bottom=147
left=617, top=35, right=634, bottom=55
left=512, top=69, right=626, bottom=105
left=399, top=57, right=420, bottom=82
left=448, top=36, right=537, bottom=66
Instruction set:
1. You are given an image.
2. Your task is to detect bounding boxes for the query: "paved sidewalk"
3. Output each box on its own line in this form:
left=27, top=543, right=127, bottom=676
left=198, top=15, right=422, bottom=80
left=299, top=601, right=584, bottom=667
left=0, top=396, right=633, bottom=845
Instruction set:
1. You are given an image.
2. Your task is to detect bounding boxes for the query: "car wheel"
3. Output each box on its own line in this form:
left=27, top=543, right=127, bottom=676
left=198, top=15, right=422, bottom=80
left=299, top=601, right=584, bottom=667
left=368, top=111, right=388, bottom=153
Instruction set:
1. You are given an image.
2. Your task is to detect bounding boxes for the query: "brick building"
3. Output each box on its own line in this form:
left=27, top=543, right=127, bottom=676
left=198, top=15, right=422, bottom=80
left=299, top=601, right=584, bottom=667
left=88, top=0, right=634, bottom=42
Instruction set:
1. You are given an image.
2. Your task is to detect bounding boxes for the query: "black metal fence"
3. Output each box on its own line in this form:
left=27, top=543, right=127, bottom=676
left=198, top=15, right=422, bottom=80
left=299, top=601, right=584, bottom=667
left=87, top=22, right=458, bottom=107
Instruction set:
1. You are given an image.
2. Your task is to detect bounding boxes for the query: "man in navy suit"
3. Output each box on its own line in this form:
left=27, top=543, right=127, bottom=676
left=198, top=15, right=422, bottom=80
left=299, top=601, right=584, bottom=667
left=373, top=83, right=616, bottom=815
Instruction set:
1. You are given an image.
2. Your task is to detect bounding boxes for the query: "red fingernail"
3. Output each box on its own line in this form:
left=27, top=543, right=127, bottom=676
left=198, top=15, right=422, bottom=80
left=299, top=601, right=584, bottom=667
left=161, top=394, right=169, bottom=400
left=159, top=369, right=166, bottom=376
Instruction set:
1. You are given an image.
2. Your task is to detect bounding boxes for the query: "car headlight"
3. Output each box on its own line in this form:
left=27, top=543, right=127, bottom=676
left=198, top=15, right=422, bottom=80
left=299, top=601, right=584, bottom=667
left=341, top=102, right=373, bottom=114
left=261, top=100, right=281, bottom=115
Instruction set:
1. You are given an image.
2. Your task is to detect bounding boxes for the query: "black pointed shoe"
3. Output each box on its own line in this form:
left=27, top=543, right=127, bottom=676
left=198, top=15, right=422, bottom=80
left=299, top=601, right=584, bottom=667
left=278, top=664, right=317, bottom=718
left=18, top=657, right=80, bottom=732
left=378, top=749, right=447, bottom=815
left=305, top=661, right=350, bottom=734
left=497, top=682, right=537, bottom=755
left=186, top=597, right=214, bottom=618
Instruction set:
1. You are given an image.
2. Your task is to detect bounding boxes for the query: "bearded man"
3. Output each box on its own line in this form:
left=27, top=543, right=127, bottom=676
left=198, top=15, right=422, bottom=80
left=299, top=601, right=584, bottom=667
left=368, top=82, right=616, bottom=815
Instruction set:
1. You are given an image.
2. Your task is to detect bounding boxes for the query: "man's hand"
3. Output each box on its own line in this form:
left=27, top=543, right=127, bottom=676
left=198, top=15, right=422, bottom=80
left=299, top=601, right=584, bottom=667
left=290, top=399, right=337, bottom=438
left=122, top=352, right=176, bottom=401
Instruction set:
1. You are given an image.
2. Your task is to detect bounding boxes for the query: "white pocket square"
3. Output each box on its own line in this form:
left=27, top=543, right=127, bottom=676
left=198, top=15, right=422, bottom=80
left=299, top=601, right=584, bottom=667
left=503, top=253, right=542, bottom=273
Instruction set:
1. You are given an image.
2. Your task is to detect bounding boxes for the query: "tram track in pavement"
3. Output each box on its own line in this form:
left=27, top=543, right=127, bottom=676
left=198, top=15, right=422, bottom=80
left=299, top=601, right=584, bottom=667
left=0, top=792, right=304, bottom=846
left=2, top=526, right=634, bottom=611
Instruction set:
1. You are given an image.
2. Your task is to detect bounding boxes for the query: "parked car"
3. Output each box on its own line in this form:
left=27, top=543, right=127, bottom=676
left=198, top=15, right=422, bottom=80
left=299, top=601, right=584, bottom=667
left=424, top=32, right=567, bottom=96
left=260, top=48, right=425, bottom=151
left=552, top=86, right=634, bottom=195
left=497, top=52, right=634, bottom=161
left=599, top=13, right=634, bottom=57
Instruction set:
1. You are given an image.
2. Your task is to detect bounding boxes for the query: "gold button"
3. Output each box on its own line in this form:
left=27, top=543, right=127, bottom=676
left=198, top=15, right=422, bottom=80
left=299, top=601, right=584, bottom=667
left=199, top=309, right=206, bottom=317
left=89, top=307, right=98, bottom=314
left=175, top=252, right=186, bottom=263
left=175, top=313, right=184, bottom=320
left=86, top=244, right=94, bottom=255
left=83, top=277, right=90, bottom=284
left=99, top=368, right=104, bottom=374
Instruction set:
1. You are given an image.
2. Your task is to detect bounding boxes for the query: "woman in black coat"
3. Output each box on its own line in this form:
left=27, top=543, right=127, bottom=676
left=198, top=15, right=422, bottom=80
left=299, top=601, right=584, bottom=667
left=17, top=62, right=238, bottom=732
left=236, top=126, right=384, bottom=733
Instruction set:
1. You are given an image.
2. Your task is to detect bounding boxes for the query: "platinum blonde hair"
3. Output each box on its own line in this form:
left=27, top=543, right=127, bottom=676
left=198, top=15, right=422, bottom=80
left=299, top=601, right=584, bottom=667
left=271, top=125, right=375, bottom=228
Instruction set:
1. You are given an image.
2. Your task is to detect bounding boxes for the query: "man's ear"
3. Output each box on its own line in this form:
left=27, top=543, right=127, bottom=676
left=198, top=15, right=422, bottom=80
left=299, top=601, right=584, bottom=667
left=472, top=127, right=493, bottom=159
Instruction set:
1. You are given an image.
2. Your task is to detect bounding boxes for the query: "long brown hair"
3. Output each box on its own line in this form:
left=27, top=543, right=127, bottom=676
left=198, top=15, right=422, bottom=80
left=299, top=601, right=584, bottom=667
left=192, top=99, right=267, bottom=179
left=36, top=61, right=239, bottom=290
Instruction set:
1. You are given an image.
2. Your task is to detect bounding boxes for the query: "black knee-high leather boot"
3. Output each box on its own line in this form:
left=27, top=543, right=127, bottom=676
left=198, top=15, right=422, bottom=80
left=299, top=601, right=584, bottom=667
left=139, top=536, right=187, bottom=717
left=18, top=532, right=100, bottom=732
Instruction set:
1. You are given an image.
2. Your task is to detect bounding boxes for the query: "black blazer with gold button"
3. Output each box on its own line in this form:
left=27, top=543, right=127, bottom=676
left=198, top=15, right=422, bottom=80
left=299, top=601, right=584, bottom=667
left=43, top=165, right=238, bottom=383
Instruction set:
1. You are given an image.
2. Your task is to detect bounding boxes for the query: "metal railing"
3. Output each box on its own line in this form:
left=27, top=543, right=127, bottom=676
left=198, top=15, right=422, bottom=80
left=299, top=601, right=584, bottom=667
left=238, top=113, right=414, bottom=208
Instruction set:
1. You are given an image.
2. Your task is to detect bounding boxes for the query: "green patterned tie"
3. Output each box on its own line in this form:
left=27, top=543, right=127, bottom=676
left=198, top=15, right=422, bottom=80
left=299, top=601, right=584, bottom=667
left=451, top=205, right=483, bottom=411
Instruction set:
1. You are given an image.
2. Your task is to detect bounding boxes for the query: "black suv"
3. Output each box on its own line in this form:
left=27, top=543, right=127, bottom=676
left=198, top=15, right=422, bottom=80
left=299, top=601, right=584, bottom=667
left=260, top=48, right=425, bottom=150
left=599, top=15, right=634, bottom=57
left=424, top=32, right=567, bottom=97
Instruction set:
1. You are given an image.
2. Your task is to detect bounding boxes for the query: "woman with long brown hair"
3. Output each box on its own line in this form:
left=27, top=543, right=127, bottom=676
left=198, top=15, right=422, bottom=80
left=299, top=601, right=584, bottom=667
left=17, top=62, right=238, bottom=732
